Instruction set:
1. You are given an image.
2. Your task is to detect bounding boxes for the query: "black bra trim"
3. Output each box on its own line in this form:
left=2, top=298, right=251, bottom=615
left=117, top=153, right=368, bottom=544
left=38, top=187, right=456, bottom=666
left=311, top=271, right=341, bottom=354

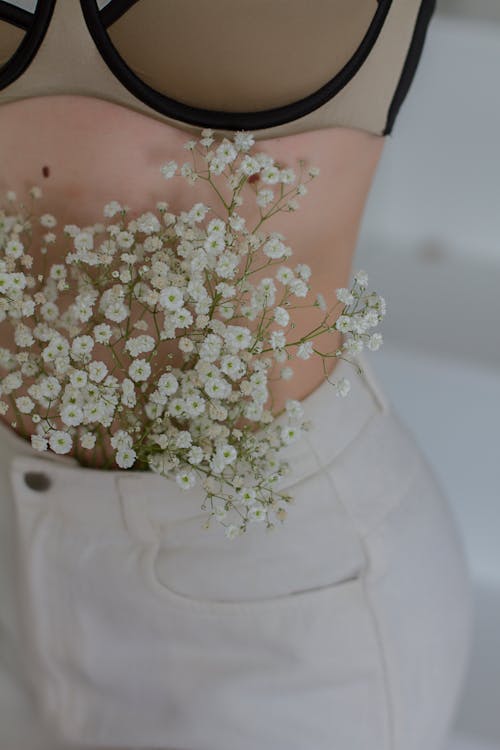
left=383, top=0, right=436, bottom=135
left=100, top=0, right=140, bottom=28
left=0, top=0, right=34, bottom=31
left=0, top=0, right=55, bottom=91
left=82, top=0, right=394, bottom=132
left=0, top=0, right=394, bottom=134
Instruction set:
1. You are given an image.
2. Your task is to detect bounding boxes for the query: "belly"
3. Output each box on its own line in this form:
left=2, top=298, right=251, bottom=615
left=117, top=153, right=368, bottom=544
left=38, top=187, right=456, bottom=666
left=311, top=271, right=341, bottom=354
left=0, top=95, right=385, bottom=464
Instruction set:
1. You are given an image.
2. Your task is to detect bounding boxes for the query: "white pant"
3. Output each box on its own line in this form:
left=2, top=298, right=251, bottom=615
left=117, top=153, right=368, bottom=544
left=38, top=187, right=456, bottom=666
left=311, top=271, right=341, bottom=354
left=1, top=351, right=473, bottom=749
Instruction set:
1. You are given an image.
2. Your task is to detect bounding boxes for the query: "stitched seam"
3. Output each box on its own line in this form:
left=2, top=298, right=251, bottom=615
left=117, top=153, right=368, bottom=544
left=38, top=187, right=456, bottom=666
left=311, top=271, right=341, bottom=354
left=361, top=570, right=396, bottom=750
left=304, top=432, right=395, bottom=747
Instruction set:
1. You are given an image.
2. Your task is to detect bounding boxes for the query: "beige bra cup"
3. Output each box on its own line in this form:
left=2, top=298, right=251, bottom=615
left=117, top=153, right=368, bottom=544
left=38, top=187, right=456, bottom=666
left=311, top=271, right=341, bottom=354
left=0, top=0, right=435, bottom=139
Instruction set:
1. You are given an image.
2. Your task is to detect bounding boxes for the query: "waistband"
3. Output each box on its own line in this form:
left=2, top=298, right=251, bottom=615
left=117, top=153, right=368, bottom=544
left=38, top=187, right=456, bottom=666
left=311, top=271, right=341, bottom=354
left=6, top=350, right=391, bottom=527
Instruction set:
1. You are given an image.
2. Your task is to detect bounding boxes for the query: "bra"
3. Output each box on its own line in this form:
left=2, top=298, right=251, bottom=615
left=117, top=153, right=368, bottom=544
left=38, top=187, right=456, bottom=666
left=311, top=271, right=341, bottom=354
left=0, top=0, right=435, bottom=140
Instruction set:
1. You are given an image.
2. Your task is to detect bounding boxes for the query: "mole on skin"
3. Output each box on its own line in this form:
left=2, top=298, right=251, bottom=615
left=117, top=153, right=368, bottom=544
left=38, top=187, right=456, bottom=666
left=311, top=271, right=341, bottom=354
left=42, top=165, right=50, bottom=178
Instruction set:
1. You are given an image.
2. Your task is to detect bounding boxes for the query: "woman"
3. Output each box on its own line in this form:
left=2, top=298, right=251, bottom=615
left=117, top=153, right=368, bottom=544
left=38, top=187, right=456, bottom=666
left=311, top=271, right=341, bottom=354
left=0, top=1, right=472, bottom=748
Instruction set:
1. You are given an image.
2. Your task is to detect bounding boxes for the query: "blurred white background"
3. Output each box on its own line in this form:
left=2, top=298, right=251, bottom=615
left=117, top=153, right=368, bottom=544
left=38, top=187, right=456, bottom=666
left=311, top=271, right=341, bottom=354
left=353, top=2, right=500, bottom=748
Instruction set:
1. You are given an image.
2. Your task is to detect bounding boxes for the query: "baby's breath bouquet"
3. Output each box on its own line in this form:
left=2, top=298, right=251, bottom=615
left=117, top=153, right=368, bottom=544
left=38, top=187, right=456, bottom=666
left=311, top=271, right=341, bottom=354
left=0, top=128, right=385, bottom=539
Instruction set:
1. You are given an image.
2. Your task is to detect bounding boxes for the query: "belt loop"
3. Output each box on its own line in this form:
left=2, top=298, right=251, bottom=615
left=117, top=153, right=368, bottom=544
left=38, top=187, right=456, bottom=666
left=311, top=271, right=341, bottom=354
left=355, top=351, right=391, bottom=414
left=115, top=477, right=157, bottom=544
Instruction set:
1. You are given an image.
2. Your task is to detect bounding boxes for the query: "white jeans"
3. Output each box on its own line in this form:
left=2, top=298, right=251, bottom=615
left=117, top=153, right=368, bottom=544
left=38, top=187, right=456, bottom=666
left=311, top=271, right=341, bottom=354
left=1, top=351, right=473, bottom=750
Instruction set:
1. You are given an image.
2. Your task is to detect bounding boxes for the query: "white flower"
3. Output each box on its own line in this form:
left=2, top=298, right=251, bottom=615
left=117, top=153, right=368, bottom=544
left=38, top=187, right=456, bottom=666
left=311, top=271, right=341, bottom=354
left=276, top=266, right=294, bottom=285
left=179, top=337, right=194, bottom=353
left=175, top=431, right=192, bottom=449
left=31, top=434, right=48, bottom=452
left=216, top=443, right=237, bottom=465
left=136, top=212, right=161, bottom=234
left=80, top=432, right=97, bottom=450
left=93, top=323, right=112, bottom=344
left=60, top=404, right=84, bottom=427
left=160, top=160, right=178, bottom=179
left=70, top=369, right=88, bottom=388
left=204, top=378, right=230, bottom=399
left=40, top=213, right=57, bottom=228
left=273, top=306, right=290, bottom=327
left=159, top=286, right=184, bottom=311
left=39, top=376, right=61, bottom=399
left=49, top=264, right=66, bottom=281
left=297, top=341, right=314, bottom=359
left=157, top=373, right=178, bottom=396
left=256, top=189, right=274, bottom=207
left=176, top=470, right=196, bottom=490
left=281, top=425, right=301, bottom=445
left=199, top=333, right=222, bottom=362
left=289, top=278, right=308, bottom=298
left=187, top=445, right=204, bottom=465
left=263, top=236, right=287, bottom=259
left=110, top=430, right=134, bottom=450
left=225, top=524, right=241, bottom=539
left=168, top=397, right=186, bottom=417
left=363, top=309, right=380, bottom=328
left=103, top=200, right=123, bottom=218
left=15, top=396, right=34, bottom=413
left=342, top=336, right=364, bottom=355
left=354, top=270, right=369, bottom=288
left=9, top=272, right=26, bottom=290
left=71, top=335, right=94, bottom=358
left=236, top=487, right=256, bottom=506
left=125, top=335, right=155, bottom=357
left=128, top=359, right=151, bottom=382
left=285, top=399, right=304, bottom=421
left=367, top=332, right=383, bottom=351
left=248, top=504, right=267, bottom=522
left=261, top=165, right=280, bottom=184
left=334, top=315, right=352, bottom=333
left=0, top=273, right=12, bottom=293
left=104, top=299, right=128, bottom=323
left=224, top=325, right=252, bottom=352
left=116, top=231, right=135, bottom=249
left=233, top=131, right=255, bottom=152
left=184, top=394, right=206, bottom=417
left=279, top=168, right=296, bottom=185
left=74, top=231, right=94, bottom=252
left=220, top=355, right=245, bottom=380
left=49, top=430, right=73, bottom=454
left=188, top=202, right=210, bottom=223
left=270, top=330, right=286, bottom=351
left=334, top=377, right=351, bottom=397
left=88, top=361, right=108, bottom=382
left=116, top=447, right=137, bottom=469
left=336, top=287, right=355, bottom=305
left=216, top=140, right=238, bottom=165
left=5, top=238, right=24, bottom=258
left=316, top=292, right=327, bottom=311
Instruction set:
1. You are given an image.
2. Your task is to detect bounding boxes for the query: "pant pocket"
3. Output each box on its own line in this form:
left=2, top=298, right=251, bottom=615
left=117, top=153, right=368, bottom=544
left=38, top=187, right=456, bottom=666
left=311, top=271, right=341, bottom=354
left=10, top=455, right=392, bottom=750
left=120, top=467, right=368, bottom=604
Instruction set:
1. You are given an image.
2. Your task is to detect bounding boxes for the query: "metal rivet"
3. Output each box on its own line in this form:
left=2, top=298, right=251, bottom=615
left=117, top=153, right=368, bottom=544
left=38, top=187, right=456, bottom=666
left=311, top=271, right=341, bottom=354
left=23, top=472, right=52, bottom=492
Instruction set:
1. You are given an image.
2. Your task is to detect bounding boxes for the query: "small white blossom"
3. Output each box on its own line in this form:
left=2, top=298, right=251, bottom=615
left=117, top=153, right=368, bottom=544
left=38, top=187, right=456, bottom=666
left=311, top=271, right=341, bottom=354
left=49, top=430, right=73, bottom=454
left=334, top=377, right=351, bottom=397
left=15, top=396, right=34, bottom=413
left=116, top=447, right=137, bottom=469
left=31, top=434, right=48, bottom=452
left=128, top=359, right=151, bottom=382
left=176, top=470, right=196, bottom=490
left=160, top=160, right=178, bottom=179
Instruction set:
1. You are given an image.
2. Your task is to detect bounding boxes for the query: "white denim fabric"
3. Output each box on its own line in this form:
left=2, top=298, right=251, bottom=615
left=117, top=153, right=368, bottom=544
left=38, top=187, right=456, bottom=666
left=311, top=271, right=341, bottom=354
left=0, top=350, right=473, bottom=750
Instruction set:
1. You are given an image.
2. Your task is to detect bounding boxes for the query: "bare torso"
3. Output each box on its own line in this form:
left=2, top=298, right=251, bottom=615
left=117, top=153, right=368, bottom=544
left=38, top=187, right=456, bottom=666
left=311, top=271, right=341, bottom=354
left=0, top=95, right=385, bottom=465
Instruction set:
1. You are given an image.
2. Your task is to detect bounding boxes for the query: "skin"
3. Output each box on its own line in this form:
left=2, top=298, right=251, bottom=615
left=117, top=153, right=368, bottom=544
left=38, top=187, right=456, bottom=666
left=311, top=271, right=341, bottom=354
left=0, top=96, right=385, bottom=466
